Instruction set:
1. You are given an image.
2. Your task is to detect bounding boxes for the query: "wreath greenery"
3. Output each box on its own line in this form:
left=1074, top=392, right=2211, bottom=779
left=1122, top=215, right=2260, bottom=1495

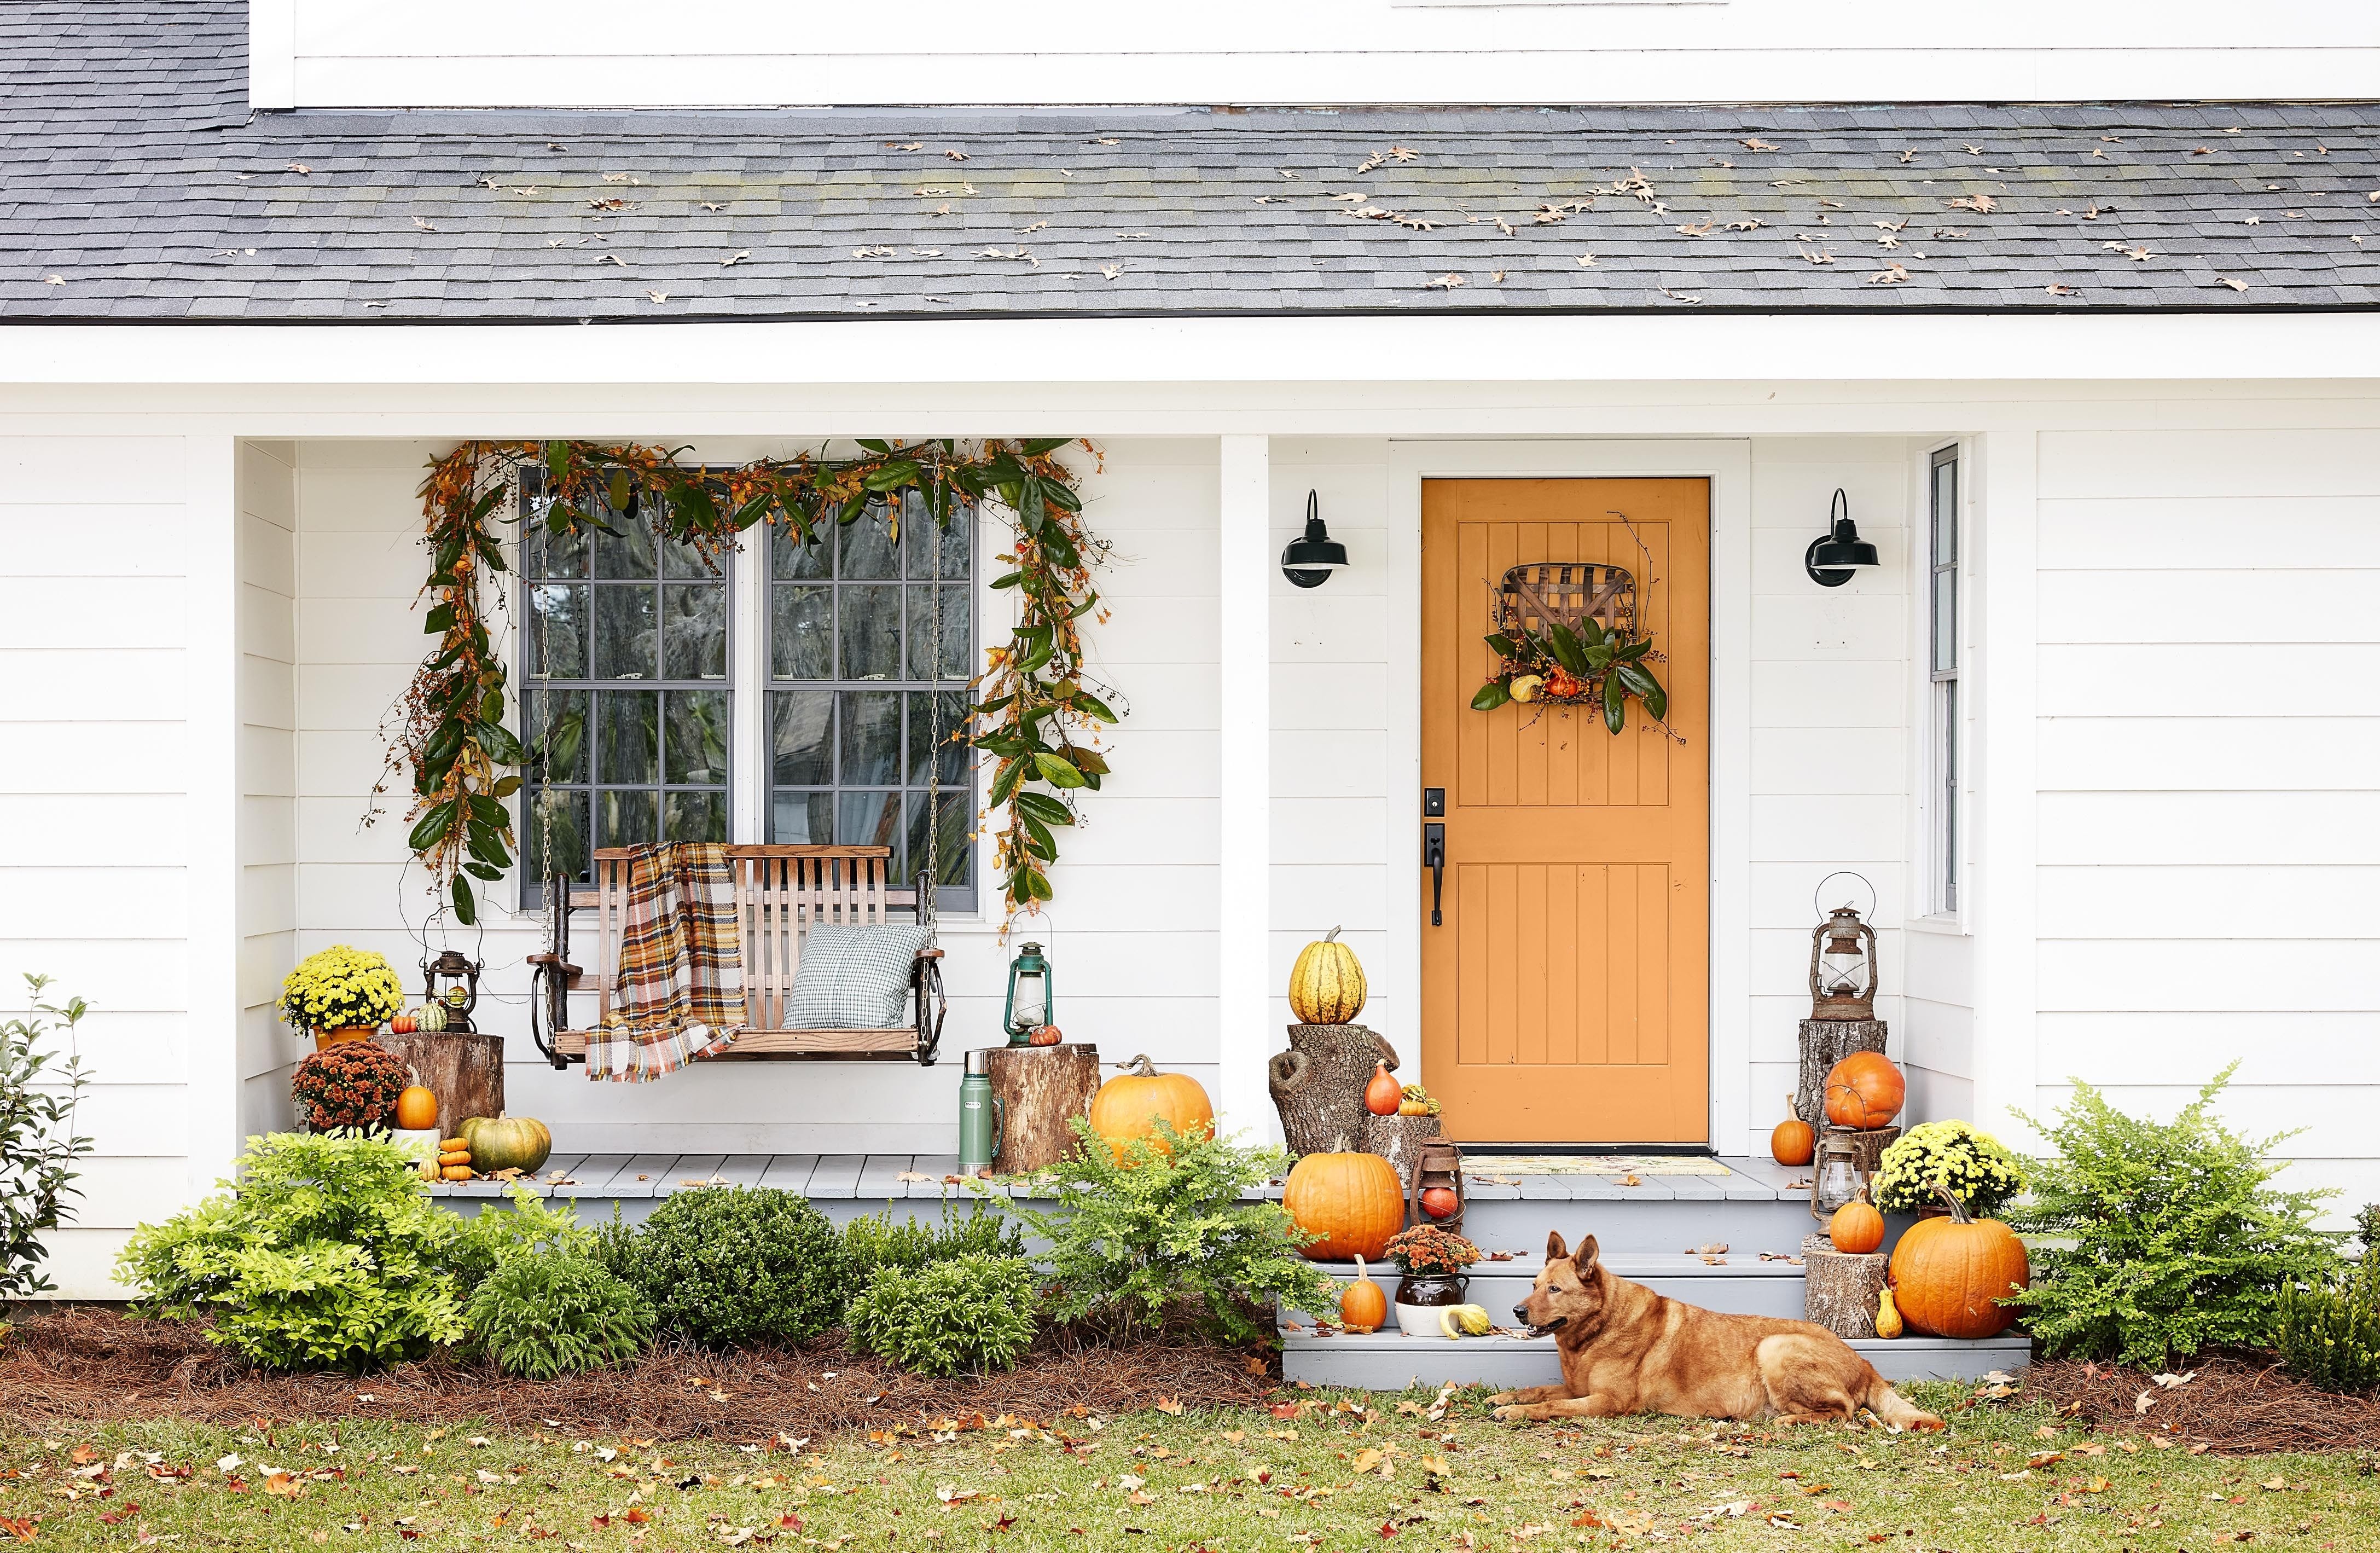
left=388, top=438, right=1110, bottom=930
left=1470, top=616, right=1669, bottom=734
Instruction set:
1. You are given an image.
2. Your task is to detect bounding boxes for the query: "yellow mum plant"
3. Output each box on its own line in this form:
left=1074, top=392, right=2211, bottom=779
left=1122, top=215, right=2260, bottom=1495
left=278, top=946, right=405, bottom=1034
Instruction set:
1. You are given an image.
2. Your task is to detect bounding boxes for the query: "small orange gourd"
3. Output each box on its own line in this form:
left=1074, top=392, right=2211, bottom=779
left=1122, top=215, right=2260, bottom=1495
left=1283, top=1139, right=1406, bottom=1262
left=1363, top=1062, right=1402, bottom=1117
left=394, top=1085, right=439, bottom=1132
left=1829, top=1186, right=1885, bottom=1255
left=1088, top=1054, right=1215, bottom=1157
left=1338, top=1256, right=1388, bottom=1332
left=1824, top=1051, right=1907, bottom=1130
left=1771, top=1094, right=1815, bottom=1166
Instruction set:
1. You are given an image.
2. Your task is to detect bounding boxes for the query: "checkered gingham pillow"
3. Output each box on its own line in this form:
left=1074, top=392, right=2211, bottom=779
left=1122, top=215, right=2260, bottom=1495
left=784, top=923, right=929, bottom=1029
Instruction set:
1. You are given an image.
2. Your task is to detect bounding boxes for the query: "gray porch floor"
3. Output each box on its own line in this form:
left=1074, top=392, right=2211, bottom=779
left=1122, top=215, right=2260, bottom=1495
left=427, top=1152, right=1810, bottom=1205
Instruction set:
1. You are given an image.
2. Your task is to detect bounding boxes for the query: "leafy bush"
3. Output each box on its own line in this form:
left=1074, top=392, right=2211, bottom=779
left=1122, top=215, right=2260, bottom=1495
left=115, top=1132, right=466, bottom=1371
left=996, top=1120, right=1337, bottom=1345
left=842, top=1202, right=1024, bottom=1282
left=585, top=1204, right=641, bottom=1284
left=465, top=1252, right=655, bottom=1379
left=2276, top=1263, right=2380, bottom=1394
left=449, top=1186, right=593, bottom=1292
left=1870, top=1120, right=2027, bottom=1219
left=618, top=1186, right=845, bottom=1348
left=0, top=975, right=93, bottom=1300
left=846, top=1254, right=1038, bottom=1377
left=291, top=1042, right=410, bottom=1133
left=2009, top=1065, right=2336, bottom=1367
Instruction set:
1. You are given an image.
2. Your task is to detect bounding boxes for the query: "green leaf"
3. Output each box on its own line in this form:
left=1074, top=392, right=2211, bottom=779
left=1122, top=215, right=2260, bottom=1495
left=1545, top=622, right=1588, bottom=675
left=544, top=441, right=572, bottom=485
left=856, top=438, right=893, bottom=456
left=1065, top=688, right=1118, bottom=723
left=491, top=775, right=522, bottom=798
left=989, top=571, right=1026, bottom=590
left=988, top=758, right=1024, bottom=806
left=608, top=471, right=632, bottom=512
left=1483, top=633, right=1516, bottom=659
left=1067, top=747, right=1110, bottom=777
left=451, top=875, right=477, bottom=926
left=423, top=604, right=455, bottom=635
left=1603, top=671, right=1626, bottom=734
left=463, top=861, right=503, bottom=882
left=1040, top=480, right=1082, bottom=513
left=1032, top=752, right=1086, bottom=789
left=1020, top=813, right=1058, bottom=860
left=1014, top=791, right=1075, bottom=827
left=408, top=802, right=457, bottom=851
left=1471, top=681, right=1512, bottom=711
left=862, top=460, right=920, bottom=492
left=1020, top=437, right=1071, bottom=456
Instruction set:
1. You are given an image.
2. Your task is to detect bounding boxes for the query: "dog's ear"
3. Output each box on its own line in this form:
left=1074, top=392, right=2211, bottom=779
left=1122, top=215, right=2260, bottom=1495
left=1544, top=1230, right=1569, bottom=1263
left=1572, top=1233, right=1600, bottom=1270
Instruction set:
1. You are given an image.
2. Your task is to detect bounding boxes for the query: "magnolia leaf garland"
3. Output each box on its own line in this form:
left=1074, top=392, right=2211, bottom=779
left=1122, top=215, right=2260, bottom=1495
left=1470, top=613, right=1670, bottom=735
left=384, top=437, right=1112, bottom=929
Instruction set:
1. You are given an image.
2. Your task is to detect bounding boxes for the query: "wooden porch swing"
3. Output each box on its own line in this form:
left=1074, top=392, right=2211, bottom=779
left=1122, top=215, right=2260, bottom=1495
left=529, top=845, right=948, bottom=1067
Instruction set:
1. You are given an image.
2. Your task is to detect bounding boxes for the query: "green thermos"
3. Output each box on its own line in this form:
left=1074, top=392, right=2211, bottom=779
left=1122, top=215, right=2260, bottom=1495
left=958, top=1048, right=1003, bottom=1177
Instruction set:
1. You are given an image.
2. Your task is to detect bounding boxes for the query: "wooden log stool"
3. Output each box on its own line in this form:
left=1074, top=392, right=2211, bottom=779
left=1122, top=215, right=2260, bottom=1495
left=983, top=1043, right=1101, bottom=1176
left=1268, top=1023, right=1399, bottom=1158
left=378, top=1030, right=503, bottom=1135
left=1801, top=1232, right=1889, bottom=1340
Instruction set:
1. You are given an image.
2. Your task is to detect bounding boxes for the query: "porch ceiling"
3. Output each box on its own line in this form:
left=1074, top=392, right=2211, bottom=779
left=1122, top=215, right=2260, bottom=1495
left=4, top=1, right=2377, bottom=325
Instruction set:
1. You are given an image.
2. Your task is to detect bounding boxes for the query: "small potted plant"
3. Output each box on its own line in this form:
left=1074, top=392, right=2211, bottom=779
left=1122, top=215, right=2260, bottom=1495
left=1870, top=1120, right=2026, bottom=1221
left=290, top=1041, right=411, bottom=1135
left=1381, top=1224, right=1480, bottom=1336
left=279, top=946, right=406, bottom=1052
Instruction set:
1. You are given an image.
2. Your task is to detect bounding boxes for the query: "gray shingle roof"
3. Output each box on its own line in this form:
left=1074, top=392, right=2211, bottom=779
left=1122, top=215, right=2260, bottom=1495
left=5, top=1, right=2377, bottom=322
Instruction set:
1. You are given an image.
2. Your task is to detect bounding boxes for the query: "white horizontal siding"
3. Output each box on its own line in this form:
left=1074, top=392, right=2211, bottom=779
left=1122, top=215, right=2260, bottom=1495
left=240, top=443, right=301, bottom=1143
left=2036, top=426, right=2380, bottom=1221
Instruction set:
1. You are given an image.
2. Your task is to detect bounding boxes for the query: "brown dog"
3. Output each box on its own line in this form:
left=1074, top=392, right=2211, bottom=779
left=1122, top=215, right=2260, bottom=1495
left=1488, top=1231, right=1943, bottom=1429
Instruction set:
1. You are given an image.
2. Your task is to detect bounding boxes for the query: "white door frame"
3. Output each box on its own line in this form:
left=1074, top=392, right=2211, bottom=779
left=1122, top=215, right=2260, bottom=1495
left=1385, top=439, right=1754, bottom=1151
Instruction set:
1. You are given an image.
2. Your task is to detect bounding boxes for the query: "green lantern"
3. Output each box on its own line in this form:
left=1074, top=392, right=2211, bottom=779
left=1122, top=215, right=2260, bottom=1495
left=1002, top=941, right=1052, bottom=1046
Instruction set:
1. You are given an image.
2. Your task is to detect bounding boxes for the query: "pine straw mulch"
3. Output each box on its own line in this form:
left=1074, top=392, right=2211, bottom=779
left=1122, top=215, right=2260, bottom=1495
left=2027, top=1351, right=2380, bottom=1456
left=0, top=1307, right=1275, bottom=1442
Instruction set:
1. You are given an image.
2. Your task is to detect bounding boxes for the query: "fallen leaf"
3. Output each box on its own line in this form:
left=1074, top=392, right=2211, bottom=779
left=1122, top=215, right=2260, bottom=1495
left=646, top=291, right=669, bottom=304
left=945, top=149, right=970, bottom=161
left=1868, top=263, right=1911, bottom=284
left=1575, top=253, right=1597, bottom=266
left=720, top=251, right=750, bottom=266
left=287, top=161, right=312, bottom=175
left=2045, top=283, right=2079, bottom=295
left=264, top=1472, right=304, bottom=1498
left=1425, top=273, right=1467, bottom=290
left=1947, top=193, right=1997, bottom=213
left=2218, top=275, right=2248, bottom=292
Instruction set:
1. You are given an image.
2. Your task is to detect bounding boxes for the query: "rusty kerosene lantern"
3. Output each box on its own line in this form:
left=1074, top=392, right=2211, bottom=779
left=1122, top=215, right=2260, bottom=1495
left=1807, top=901, right=1879, bottom=1022
left=422, top=949, right=481, bottom=1034
left=1809, top=1130, right=1868, bottom=1221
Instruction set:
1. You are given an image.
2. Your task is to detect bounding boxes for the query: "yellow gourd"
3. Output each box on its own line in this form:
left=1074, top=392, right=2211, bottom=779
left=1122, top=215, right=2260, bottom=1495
left=1288, top=928, right=1367, bottom=1025
left=1875, top=1285, right=1905, bottom=1340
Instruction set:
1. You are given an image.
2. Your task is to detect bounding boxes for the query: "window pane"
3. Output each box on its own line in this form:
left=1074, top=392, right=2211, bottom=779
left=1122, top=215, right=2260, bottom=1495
left=907, top=689, right=970, bottom=785
left=593, top=519, right=657, bottom=579
left=524, top=789, right=589, bottom=885
left=839, top=585, right=902, bottom=680
left=839, top=689, right=902, bottom=785
left=665, top=689, right=730, bottom=785
left=837, top=790, right=904, bottom=867
left=771, top=789, right=833, bottom=844
left=904, top=505, right=970, bottom=580
left=661, top=583, right=729, bottom=680
left=773, top=524, right=831, bottom=581
left=525, top=517, right=588, bottom=580
left=593, top=584, right=658, bottom=680
left=907, top=584, right=968, bottom=680
left=771, top=690, right=833, bottom=786
left=937, top=585, right=969, bottom=679
left=1932, top=459, right=1958, bottom=566
left=526, top=583, right=588, bottom=680
left=1932, top=567, right=1957, bottom=674
left=660, top=534, right=716, bottom=580
left=596, top=690, right=660, bottom=785
left=664, top=788, right=729, bottom=843
left=907, top=791, right=972, bottom=887
left=840, top=510, right=899, bottom=580
left=770, top=584, right=833, bottom=679
left=523, top=688, right=588, bottom=783
left=599, top=787, right=656, bottom=848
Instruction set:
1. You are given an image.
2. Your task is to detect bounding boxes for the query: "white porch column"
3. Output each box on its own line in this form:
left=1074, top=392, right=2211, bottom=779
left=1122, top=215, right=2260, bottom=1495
left=187, top=436, right=243, bottom=1195
left=1970, top=430, right=2041, bottom=1148
left=1216, top=435, right=1273, bottom=1142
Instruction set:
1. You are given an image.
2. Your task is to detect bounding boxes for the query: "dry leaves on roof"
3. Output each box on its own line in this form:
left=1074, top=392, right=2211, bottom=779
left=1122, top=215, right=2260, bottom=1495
left=1659, top=287, right=1702, bottom=304
left=2218, top=276, right=2249, bottom=292
left=1425, top=273, right=1466, bottom=289
left=1948, top=193, right=1998, bottom=214
left=1740, top=137, right=1779, bottom=152
left=719, top=251, right=750, bottom=267
left=1868, top=263, right=1911, bottom=284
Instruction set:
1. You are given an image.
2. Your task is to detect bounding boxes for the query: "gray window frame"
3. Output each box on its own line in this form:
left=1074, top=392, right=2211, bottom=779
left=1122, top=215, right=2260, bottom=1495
left=1928, top=445, right=1960, bottom=916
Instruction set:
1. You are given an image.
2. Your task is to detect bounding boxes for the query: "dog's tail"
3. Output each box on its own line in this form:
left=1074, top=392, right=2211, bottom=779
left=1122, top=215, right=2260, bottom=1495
left=1862, top=1374, right=1945, bottom=1432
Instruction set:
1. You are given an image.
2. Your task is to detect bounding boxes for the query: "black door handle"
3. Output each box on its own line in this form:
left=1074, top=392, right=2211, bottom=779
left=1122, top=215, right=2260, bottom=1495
left=1423, top=822, right=1446, bottom=926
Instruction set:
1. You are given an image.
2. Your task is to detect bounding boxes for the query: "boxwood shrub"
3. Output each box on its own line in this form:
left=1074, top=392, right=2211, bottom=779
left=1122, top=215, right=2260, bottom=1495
left=620, top=1186, right=845, bottom=1347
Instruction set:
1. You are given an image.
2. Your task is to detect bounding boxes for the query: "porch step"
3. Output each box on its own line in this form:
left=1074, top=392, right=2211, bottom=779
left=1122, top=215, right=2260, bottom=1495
left=1296, top=1254, right=1809, bottom=1322
left=1281, top=1325, right=2029, bottom=1388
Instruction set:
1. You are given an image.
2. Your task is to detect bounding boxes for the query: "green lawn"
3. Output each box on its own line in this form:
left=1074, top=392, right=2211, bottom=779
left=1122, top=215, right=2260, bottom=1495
left=10, top=1382, right=2374, bottom=1551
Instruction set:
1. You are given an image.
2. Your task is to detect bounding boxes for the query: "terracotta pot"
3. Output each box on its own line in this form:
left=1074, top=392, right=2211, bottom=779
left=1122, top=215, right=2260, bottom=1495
left=314, top=1025, right=377, bottom=1052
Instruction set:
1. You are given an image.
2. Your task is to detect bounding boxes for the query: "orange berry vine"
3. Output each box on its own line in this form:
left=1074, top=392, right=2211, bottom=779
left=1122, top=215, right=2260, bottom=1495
left=382, top=438, right=1110, bottom=930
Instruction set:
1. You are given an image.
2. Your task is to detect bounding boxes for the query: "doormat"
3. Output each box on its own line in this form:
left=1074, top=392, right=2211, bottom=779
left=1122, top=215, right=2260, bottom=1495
left=1466, top=1154, right=1734, bottom=1177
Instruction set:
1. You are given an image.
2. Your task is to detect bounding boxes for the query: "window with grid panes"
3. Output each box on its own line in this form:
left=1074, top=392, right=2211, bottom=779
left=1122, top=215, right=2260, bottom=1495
left=768, top=491, right=976, bottom=911
left=1928, top=446, right=1960, bottom=915
left=517, top=490, right=733, bottom=902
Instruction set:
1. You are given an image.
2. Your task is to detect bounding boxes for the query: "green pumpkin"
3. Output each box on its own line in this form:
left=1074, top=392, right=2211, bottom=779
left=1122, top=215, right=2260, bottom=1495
left=458, top=1115, right=552, bottom=1174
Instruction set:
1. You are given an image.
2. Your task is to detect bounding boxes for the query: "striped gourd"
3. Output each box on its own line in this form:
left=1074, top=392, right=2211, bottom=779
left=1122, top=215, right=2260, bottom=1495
left=1288, top=927, right=1368, bottom=1025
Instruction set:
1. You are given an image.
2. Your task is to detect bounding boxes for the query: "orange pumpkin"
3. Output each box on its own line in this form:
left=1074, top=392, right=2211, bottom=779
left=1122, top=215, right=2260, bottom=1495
left=1363, top=1062, right=1402, bottom=1117
left=394, top=1085, right=439, bottom=1132
left=1828, top=1187, right=1885, bottom=1255
left=1771, top=1093, right=1816, bottom=1166
left=1824, top=1051, right=1906, bottom=1130
left=1283, top=1143, right=1405, bottom=1262
left=1088, top=1054, right=1215, bottom=1157
left=1419, top=1185, right=1460, bottom=1220
left=1888, top=1187, right=2030, bottom=1340
left=1338, top=1255, right=1388, bottom=1332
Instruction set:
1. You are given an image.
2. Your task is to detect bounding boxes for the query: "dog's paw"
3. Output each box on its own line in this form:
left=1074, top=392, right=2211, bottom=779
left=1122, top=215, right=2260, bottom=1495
left=1484, top=1391, right=1517, bottom=1406
left=1491, top=1404, right=1534, bottom=1423
left=1908, top=1416, right=1947, bottom=1433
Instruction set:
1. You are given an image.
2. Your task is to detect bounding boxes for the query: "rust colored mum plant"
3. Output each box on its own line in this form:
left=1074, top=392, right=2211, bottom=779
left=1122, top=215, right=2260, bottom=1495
left=1381, top=1225, right=1481, bottom=1277
left=291, top=1042, right=411, bottom=1134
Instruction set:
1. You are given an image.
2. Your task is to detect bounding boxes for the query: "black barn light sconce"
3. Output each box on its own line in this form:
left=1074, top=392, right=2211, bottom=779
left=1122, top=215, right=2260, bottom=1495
left=1804, top=488, right=1882, bottom=587
left=1281, top=489, right=1351, bottom=588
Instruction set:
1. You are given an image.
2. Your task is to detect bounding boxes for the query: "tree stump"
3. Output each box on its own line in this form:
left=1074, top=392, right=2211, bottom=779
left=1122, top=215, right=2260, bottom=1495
left=1362, top=1111, right=1441, bottom=1180
left=1268, top=1023, right=1399, bottom=1158
left=1801, top=1233, right=1889, bottom=1340
left=984, top=1043, right=1101, bottom=1177
left=1821, top=1125, right=1903, bottom=1178
left=1795, top=1018, right=1889, bottom=1130
left=376, top=1031, right=503, bottom=1135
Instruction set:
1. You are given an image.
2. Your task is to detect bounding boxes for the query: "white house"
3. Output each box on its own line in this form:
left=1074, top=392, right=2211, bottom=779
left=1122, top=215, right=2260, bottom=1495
left=4, top=0, right=2378, bottom=1300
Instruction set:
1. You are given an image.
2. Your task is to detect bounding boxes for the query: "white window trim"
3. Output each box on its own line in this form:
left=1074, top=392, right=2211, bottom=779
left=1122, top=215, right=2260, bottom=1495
left=1908, top=436, right=1969, bottom=935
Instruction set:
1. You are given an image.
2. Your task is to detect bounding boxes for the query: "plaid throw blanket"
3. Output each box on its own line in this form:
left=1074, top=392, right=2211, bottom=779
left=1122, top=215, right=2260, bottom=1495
left=585, top=842, right=744, bottom=1082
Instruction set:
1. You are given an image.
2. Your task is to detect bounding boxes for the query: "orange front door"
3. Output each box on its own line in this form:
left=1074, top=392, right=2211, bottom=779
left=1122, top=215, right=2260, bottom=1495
left=1420, top=479, right=1711, bottom=1145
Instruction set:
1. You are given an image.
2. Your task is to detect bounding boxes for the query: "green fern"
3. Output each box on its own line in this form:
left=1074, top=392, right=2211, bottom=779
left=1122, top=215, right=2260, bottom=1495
left=846, top=1255, right=1038, bottom=1378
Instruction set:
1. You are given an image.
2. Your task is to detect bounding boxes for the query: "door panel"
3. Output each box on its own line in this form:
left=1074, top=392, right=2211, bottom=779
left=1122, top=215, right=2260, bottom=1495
left=1421, top=478, right=1710, bottom=1144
